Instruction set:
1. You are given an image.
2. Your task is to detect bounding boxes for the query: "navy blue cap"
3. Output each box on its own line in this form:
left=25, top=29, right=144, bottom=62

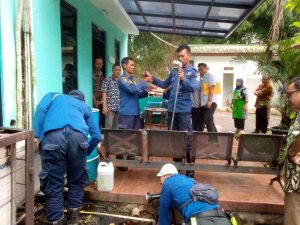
left=69, top=90, right=85, bottom=102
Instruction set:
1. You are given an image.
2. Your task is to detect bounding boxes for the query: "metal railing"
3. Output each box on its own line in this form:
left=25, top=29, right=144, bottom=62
left=0, top=128, right=34, bottom=225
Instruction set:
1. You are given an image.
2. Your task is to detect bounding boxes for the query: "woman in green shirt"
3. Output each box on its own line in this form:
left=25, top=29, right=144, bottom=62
left=231, top=78, right=248, bottom=133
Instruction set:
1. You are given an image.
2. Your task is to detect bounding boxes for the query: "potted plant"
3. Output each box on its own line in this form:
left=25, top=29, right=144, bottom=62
left=234, top=39, right=300, bottom=133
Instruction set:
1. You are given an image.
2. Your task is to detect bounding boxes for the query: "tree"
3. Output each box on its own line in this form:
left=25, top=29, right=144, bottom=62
left=233, top=39, right=300, bottom=129
left=286, top=0, right=300, bottom=45
left=129, top=33, right=187, bottom=78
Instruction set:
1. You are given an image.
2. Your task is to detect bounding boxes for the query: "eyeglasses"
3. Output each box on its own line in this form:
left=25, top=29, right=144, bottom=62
left=286, top=90, right=299, bottom=98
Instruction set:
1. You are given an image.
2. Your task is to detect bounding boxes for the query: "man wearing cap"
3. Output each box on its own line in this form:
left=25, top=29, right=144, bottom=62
left=157, top=163, right=231, bottom=225
left=34, top=90, right=101, bottom=225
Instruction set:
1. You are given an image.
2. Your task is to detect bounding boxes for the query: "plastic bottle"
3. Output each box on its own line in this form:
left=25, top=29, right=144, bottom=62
left=97, top=162, right=114, bottom=191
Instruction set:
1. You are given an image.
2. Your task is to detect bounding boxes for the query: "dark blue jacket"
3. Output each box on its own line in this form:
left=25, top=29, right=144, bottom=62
left=118, top=72, right=148, bottom=116
left=159, top=174, right=219, bottom=225
left=33, top=93, right=101, bottom=154
left=153, top=64, right=198, bottom=113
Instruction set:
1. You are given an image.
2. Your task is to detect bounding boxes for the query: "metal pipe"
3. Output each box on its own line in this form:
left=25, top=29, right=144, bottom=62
left=29, top=0, right=37, bottom=122
left=170, top=60, right=182, bottom=130
left=63, top=209, right=156, bottom=225
left=16, top=204, right=44, bottom=224
left=16, top=0, right=24, bottom=128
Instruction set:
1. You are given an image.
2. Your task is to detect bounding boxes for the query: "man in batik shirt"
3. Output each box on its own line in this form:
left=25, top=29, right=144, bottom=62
left=282, top=77, right=300, bottom=225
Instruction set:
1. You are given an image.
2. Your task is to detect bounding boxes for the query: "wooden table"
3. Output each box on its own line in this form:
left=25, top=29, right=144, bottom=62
left=145, top=108, right=168, bottom=129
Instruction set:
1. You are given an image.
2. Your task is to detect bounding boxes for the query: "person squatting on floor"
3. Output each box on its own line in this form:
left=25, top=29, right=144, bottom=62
left=34, top=90, right=101, bottom=225
left=282, top=77, right=300, bottom=225
left=157, top=163, right=231, bottom=225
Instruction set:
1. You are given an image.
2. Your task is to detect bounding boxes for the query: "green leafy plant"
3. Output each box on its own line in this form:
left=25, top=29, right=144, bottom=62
left=233, top=39, right=300, bottom=129
left=286, top=0, right=300, bottom=44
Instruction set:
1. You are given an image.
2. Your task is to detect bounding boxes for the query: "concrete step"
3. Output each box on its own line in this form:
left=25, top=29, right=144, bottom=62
left=84, top=168, right=283, bottom=214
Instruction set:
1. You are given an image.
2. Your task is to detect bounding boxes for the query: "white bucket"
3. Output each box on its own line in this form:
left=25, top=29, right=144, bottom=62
left=97, top=162, right=114, bottom=192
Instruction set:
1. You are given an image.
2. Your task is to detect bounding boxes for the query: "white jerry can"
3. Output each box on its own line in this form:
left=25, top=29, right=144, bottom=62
left=97, top=162, right=114, bottom=192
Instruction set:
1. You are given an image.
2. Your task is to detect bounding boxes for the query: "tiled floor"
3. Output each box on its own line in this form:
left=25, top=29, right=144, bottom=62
left=85, top=166, right=284, bottom=214
left=84, top=112, right=284, bottom=214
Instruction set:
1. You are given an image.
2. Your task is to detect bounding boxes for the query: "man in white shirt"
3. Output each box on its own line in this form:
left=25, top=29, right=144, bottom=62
left=198, top=63, right=218, bottom=132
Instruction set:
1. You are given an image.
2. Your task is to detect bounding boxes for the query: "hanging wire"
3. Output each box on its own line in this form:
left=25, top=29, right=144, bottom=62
left=150, top=32, right=178, bottom=48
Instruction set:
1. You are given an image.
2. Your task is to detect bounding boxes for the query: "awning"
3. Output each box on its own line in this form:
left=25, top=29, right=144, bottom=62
left=90, top=0, right=139, bottom=35
left=119, top=0, right=265, bottom=38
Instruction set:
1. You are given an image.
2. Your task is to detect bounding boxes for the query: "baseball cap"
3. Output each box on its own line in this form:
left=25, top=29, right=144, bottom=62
left=69, top=89, right=85, bottom=102
left=157, top=163, right=178, bottom=177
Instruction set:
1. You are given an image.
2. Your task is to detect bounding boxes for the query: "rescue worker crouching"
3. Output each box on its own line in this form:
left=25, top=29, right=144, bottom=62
left=34, top=90, right=102, bottom=225
left=157, top=163, right=231, bottom=225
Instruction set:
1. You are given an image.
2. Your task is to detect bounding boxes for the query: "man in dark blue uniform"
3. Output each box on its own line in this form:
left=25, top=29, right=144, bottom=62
left=34, top=90, right=101, bottom=225
left=147, top=44, right=198, bottom=174
left=118, top=57, right=153, bottom=129
left=151, top=44, right=198, bottom=131
left=157, top=164, right=231, bottom=225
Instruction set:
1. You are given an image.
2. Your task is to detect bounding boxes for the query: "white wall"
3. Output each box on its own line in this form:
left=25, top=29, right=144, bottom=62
left=193, top=55, right=264, bottom=109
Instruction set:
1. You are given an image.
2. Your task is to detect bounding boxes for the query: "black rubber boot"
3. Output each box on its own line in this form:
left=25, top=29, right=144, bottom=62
left=47, top=217, right=64, bottom=225
left=67, top=207, right=81, bottom=225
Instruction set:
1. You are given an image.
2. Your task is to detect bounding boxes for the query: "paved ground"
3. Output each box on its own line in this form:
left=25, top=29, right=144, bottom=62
left=214, top=110, right=281, bottom=133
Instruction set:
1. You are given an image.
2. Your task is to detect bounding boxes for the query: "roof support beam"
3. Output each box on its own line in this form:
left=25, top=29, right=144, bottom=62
left=127, top=12, right=238, bottom=24
left=137, top=0, right=252, bottom=9
left=199, top=0, right=215, bottom=35
left=171, top=0, right=175, bottom=34
left=134, top=0, right=151, bottom=31
left=138, top=29, right=224, bottom=38
left=134, top=22, right=229, bottom=33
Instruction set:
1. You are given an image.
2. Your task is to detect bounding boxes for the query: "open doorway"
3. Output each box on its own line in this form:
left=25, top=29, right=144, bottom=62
left=60, top=0, right=77, bottom=94
left=92, top=25, right=106, bottom=74
left=92, top=25, right=106, bottom=129
left=222, top=73, right=234, bottom=107
left=115, top=40, right=120, bottom=64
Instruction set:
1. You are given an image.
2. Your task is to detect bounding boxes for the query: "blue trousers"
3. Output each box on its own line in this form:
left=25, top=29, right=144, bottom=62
left=39, top=126, right=89, bottom=222
left=119, top=115, right=141, bottom=129
left=167, top=112, right=192, bottom=162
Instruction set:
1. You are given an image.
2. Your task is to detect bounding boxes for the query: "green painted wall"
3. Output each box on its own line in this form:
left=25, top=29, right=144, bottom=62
left=0, top=1, right=2, bottom=125
left=0, top=0, right=17, bottom=126
left=32, top=0, right=62, bottom=101
left=66, top=0, right=128, bottom=105
left=0, top=0, right=129, bottom=126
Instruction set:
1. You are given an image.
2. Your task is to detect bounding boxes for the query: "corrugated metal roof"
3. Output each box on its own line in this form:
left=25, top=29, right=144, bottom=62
left=190, top=44, right=267, bottom=54
left=119, top=0, right=266, bottom=38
